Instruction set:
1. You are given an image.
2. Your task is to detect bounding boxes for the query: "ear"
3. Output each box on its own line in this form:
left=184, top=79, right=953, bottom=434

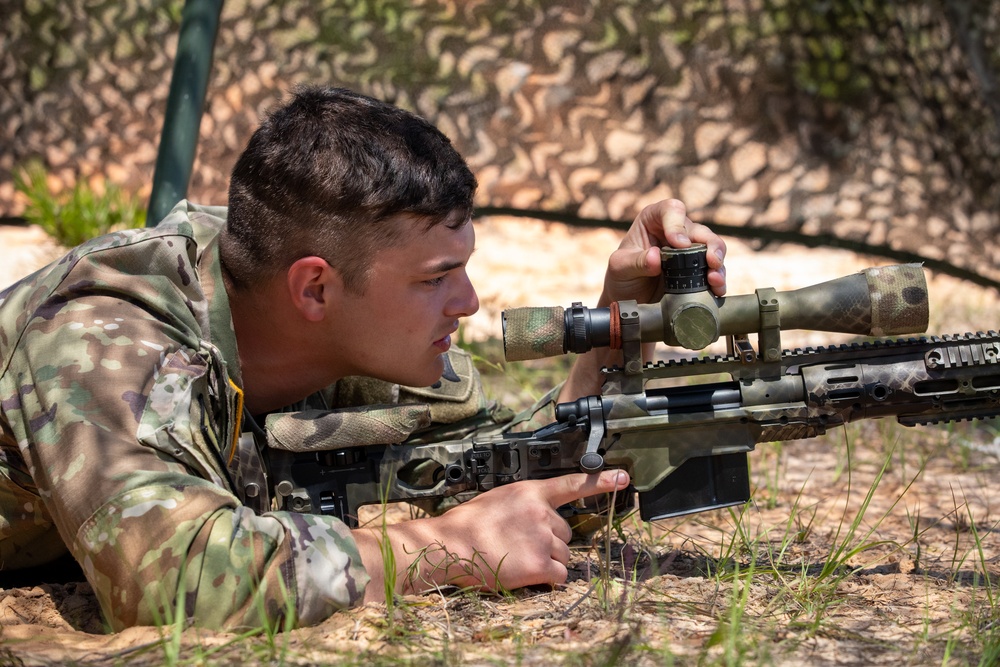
left=286, top=256, right=340, bottom=322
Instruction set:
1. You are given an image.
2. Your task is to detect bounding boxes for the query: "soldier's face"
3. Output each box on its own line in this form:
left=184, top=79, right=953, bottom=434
left=332, top=218, right=480, bottom=386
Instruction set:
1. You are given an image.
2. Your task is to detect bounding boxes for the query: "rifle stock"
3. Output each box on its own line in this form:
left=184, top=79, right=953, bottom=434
left=266, top=251, right=1000, bottom=527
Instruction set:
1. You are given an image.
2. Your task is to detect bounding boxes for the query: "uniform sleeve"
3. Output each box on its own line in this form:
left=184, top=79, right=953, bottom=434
left=5, top=293, right=368, bottom=630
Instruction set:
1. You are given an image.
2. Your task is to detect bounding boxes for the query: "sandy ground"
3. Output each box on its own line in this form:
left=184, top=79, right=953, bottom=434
left=2, top=219, right=1000, bottom=665
left=0, top=225, right=66, bottom=290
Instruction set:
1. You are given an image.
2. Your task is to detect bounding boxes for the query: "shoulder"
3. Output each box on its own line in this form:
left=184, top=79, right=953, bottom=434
left=0, top=201, right=227, bottom=367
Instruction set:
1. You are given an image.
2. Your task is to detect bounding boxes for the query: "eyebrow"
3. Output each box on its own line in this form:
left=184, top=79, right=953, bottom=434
left=424, top=248, right=477, bottom=274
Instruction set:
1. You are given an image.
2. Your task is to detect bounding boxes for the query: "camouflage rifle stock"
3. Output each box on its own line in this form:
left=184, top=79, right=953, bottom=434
left=265, top=247, right=1000, bottom=526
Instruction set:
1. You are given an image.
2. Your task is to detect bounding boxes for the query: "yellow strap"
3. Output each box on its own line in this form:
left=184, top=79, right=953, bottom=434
left=227, top=377, right=245, bottom=465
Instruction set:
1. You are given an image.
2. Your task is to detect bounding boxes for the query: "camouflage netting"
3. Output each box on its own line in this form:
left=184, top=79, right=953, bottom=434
left=2, top=0, right=999, bottom=281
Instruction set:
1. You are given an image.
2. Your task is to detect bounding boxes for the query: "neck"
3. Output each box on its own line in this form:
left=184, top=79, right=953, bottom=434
left=226, top=278, right=341, bottom=415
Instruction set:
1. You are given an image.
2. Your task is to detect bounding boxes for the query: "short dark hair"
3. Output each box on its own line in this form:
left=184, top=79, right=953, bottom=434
left=222, top=86, right=477, bottom=292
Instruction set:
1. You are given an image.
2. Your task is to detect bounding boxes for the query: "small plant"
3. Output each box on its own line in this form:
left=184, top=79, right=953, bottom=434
left=703, top=558, right=759, bottom=666
left=590, top=482, right=641, bottom=617
left=14, top=160, right=146, bottom=247
left=375, top=485, right=402, bottom=631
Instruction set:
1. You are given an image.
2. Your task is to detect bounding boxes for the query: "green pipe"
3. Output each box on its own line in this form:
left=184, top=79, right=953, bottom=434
left=147, top=0, right=224, bottom=226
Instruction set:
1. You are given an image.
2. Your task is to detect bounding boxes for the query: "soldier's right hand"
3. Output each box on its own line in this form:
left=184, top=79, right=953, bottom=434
left=352, top=469, right=631, bottom=601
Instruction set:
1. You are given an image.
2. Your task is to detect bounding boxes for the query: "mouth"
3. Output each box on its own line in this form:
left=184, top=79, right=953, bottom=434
left=433, top=325, right=459, bottom=351
left=432, top=334, right=452, bottom=352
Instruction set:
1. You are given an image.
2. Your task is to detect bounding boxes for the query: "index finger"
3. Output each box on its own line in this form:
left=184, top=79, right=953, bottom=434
left=656, top=199, right=694, bottom=248
left=637, top=201, right=727, bottom=266
left=634, top=199, right=691, bottom=247
left=538, top=470, right=631, bottom=509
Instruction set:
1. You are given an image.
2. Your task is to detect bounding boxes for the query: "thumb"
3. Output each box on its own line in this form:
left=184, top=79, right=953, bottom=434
left=542, top=469, right=631, bottom=509
left=608, top=245, right=660, bottom=281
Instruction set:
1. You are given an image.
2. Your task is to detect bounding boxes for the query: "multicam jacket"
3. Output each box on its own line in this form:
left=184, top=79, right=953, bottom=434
left=0, top=201, right=501, bottom=630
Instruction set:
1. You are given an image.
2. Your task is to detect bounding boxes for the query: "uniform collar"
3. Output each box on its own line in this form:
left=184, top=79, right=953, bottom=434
left=185, top=203, right=245, bottom=391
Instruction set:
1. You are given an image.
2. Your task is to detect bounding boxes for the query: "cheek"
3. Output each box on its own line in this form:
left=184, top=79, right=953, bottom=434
left=377, top=296, right=435, bottom=337
left=367, top=285, right=448, bottom=338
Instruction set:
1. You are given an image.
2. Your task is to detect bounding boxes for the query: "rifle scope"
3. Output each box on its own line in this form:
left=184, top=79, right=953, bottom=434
left=502, top=245, right=929, bottom=362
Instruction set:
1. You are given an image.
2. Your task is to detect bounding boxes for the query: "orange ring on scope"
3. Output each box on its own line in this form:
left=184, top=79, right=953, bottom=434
left=609, top=301, right=621, bottom=349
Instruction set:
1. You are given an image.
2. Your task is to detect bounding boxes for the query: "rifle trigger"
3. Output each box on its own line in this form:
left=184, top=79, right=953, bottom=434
left=580, top=396, right=606, bottom=473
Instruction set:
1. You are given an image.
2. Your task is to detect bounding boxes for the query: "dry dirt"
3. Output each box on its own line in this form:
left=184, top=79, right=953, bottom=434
left=1, top=219, right=999, bottom=665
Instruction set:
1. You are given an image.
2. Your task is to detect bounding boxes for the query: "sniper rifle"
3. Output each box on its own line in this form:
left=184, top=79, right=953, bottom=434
left=265, top=246, right=1000, bottom=526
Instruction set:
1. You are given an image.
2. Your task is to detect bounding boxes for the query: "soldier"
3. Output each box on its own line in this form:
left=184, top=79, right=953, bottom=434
left=0, top=86, right=727, bottom=630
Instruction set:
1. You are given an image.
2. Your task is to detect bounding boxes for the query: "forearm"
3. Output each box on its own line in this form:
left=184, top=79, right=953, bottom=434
left=558, top=347, right=620, bottom=403
left=76, top=474, right=369, bottom=630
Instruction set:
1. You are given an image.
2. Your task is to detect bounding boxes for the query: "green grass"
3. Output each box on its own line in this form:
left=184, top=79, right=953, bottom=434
left=14, top=160, right=146, bottom=247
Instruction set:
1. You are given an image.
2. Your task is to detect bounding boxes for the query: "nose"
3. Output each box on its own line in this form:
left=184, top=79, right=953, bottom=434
left=447, top=270, right=480, bottom=318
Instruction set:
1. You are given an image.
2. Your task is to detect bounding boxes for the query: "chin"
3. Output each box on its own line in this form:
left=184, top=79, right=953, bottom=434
left=411, top=367, right=445, bottom=388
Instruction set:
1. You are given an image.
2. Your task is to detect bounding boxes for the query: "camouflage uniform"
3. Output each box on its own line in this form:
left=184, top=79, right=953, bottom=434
left=0, top=200, right=499, bottom=630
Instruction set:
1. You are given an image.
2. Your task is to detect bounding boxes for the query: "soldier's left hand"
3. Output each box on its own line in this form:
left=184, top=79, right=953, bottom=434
left=602, top=199, right=727, bottom=305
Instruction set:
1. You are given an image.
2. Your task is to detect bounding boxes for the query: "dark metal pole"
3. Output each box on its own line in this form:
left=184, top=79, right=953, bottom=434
left=147, top=0, right=224, bottom=226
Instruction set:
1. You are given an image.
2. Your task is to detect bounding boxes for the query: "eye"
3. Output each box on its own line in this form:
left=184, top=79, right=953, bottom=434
left=423, top=275, right=446, bottom=287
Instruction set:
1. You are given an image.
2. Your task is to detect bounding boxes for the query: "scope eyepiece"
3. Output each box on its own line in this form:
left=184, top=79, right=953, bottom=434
left=564, top=303, right=611, bottom=355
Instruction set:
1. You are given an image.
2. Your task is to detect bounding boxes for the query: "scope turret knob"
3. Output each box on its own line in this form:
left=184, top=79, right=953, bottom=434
left=661, top=244, right=709, bottom=294
left=671, top=302, right=719, bottom=350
